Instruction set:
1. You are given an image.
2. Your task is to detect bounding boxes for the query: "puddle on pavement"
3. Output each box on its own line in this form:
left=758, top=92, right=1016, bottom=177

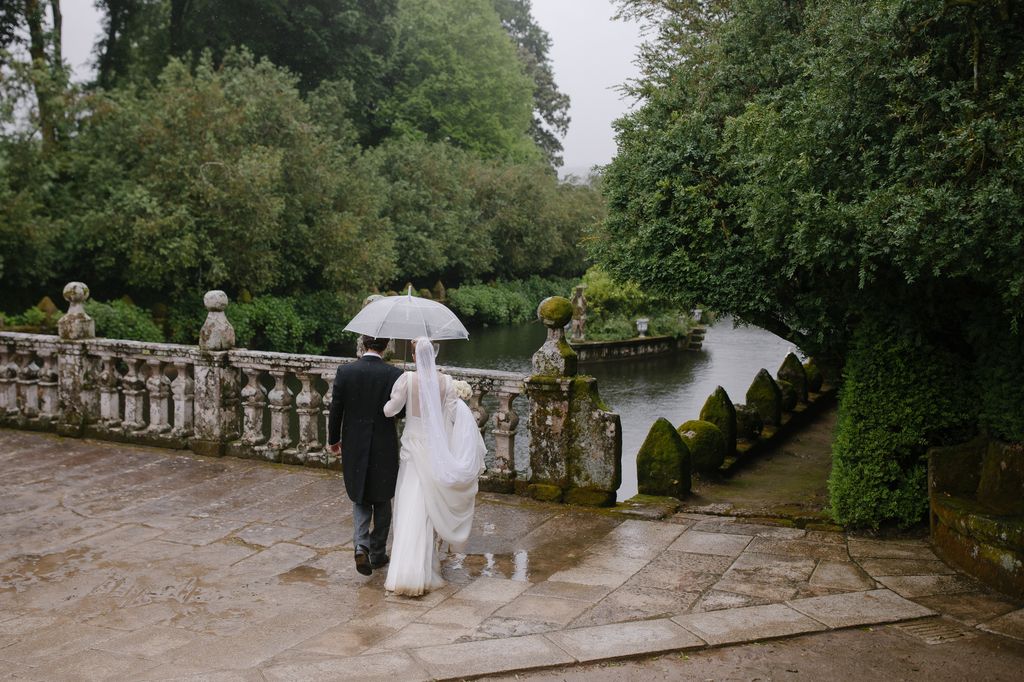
left=0, top=547, right=97, bottom=592
left=278, top=564, right=330, bottom=586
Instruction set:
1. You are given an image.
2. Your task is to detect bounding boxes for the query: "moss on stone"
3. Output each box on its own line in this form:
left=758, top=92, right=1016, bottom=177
left=637, top=417, right=691, bottom=498
left=804, top=359, right=824, bottom=393
left=746, top=368, right=783, bottom=426
left=777, top=379, right=798, bottom=412
left=734, top=403, right=764, bottom=442
left=526, top=483, right=563, bottom=502
left=677, top=419, right=726, bottom=473
left=537, top=296, right=573, bottom=327
left=564, top=487, right=616, bottom=507
left=699, top=386, right=736, bottom=455
left=778, top=352, right=808, bottom=402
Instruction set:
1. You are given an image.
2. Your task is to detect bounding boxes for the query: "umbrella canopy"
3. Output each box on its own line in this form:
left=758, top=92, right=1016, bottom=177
left=344, top=291, right=469, bottom=341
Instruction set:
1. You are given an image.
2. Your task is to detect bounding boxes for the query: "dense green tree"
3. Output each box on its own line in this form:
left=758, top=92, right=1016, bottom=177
left=492, top=0, right=571, bottom=167
left=60, top=51, right=392, bottom=304
left=598, top=0, right=1024, bottom=525
left=382, top=0, right=538, bottom=161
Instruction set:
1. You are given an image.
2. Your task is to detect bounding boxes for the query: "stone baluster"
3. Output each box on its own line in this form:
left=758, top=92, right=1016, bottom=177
left=57, top=281, right=97, bottom=436
left=97, top=355, right=122, bottom=428
left=0, top=343, right=17, bottom=417
left=265, top=370, right=292, bottom=454
left=170, top=361, right=194, bottom=439
left=469, top=387, right=489, bottom=432
left=192, top=290, right=237, bottom=457
left=121, top=357, right=147, bottom=431
left=36, top=349, right=59, bottom=424
left=239, top=368, right=267, bottom=446
left=488, top=389, right=519, bottom=492
left=290, top=373, right=323, bottom=466
left=15, top=349, right=39, bottom=420
left=146, top=359, right=172, bottom=434
left=321, top=375, right=339, bottom=470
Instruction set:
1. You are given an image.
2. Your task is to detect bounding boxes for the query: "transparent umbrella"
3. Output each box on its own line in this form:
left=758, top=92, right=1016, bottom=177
left=344, top=289, right=469, bottom=341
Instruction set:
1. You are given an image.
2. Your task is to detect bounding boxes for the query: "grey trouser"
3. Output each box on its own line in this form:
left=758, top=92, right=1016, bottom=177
left=352, top=500, right=392, bottom=562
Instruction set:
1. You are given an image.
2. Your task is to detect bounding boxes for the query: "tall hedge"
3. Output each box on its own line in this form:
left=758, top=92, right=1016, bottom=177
left=828, top=319, right=977, bottom=528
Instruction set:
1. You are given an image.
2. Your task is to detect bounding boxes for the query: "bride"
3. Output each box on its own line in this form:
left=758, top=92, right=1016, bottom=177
left=382, top=337, right=485, bottom=596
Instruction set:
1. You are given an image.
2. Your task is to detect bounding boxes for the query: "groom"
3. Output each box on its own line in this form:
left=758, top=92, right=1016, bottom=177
left=327, top=336, right=404, bottom=576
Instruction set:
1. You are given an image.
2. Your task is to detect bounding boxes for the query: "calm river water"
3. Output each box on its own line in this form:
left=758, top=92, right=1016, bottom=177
left=438, top=318, right=793, bottom=500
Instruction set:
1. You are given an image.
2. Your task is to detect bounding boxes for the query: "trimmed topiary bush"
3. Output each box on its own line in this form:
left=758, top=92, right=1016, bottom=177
left=677, top=419, right=726, bottom=473
left=804, top=359, right=824, bottom=393
left=829, top=319, right=977, bottom=529
left=699, top=386, right=736, bottom=455
left=746, top=368, right=782, bottom=426
left=778, top=352, right=808, bottom=402
left=637, top=417, right=691, bottom=498
left=777, top=379, right=798, bottom=412
left=734, top=403, right=763, bottom=442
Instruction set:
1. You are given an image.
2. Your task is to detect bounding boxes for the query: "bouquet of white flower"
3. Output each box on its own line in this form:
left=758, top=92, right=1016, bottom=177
left=452, top=379, right=473, bottom=401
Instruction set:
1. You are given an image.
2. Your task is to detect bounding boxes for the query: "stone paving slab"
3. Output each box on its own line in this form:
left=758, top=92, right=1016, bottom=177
left=673, top=603, right=826, bottom=645
left=547, top=618, right=703, bottom=661
left=787, top=589, right=936, bottom=628
left=1, top=429, right=1020, bottom=681
left=411, top=633, right=575, bottom=679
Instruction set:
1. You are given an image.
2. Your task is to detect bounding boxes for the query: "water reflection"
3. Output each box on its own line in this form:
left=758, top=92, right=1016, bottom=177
left=439, top=317, right=792, bottom=499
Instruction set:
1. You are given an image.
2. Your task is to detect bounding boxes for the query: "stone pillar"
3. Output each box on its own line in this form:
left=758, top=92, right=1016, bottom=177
left=191, top=290, right=239, bottom=457
left=57, top=282, right=96, bottom=436
left=524, top=296, right=622, bottom=506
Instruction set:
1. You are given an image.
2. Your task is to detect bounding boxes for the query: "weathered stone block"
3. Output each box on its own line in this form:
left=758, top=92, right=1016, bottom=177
left=677, top=419, right=726, bottom=473
left=532, top=296, right=577, bottom=377
left=746, top=368, right=783, bottom=426
left=636, top=417, right=690, bottom=498
left=734, top=403, right=763, bottom=442
left=804, top=359, right=824, bottom=393
left=777, top=379, right=798, bottom=412
left=57, top=282, right=94, bottom=341
left=564, top=487, right=616, bottom=507
left=778, top=352, right=809, bottom=403
left=526, top=483, right=562, bottom=502
left=198, top=290, right=235, bottom=351
left=699, top=386, right=736, bottom=455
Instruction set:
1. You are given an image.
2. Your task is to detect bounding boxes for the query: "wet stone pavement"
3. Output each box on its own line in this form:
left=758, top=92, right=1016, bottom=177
left=1, top=429, right=1022, bottom=681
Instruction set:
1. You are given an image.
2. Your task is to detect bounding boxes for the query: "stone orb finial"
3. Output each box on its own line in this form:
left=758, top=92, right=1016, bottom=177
left=537, top=296, right=573, bottom=329
left=204, top=290, right=229, bottom=312
left=63, top=281, right=90, bottom=306
left=199, top=290, right=235, bottom=350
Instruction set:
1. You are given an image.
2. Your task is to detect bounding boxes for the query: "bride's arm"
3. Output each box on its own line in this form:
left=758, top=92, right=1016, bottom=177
left=383, top=372, right=409, bottom=417
left=441, top=374, right=460, bottom=422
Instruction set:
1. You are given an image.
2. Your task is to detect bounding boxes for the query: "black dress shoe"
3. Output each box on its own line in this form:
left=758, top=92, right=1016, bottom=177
left=370, top=554, right=390, bottom=570
left=354, top=547, right=372, bottom=576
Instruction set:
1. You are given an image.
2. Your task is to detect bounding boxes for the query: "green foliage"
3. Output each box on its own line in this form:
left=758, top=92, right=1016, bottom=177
left=637, top=417, right=691, bottom=498
left=62, top=51, right=392, bottom=302
left=447, top=276, right=574, bottom=325
left=227, top=293, right=357, bottom=356
left=85, top=300, right=164, bottom=342
left=384, top=0, right=537, bottom=161
left=677, top=419, right=726, bottom=473
left=974, top=326, right=1024, bottom=443
left=829, top=318, right=977, bottom=528
left=700, top=386, right=736, bottom=456
left=579, top=266, right=693, bottom=341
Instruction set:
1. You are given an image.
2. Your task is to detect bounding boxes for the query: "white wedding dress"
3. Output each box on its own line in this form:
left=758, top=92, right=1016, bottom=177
left=382, top=338, right=485, bottom=596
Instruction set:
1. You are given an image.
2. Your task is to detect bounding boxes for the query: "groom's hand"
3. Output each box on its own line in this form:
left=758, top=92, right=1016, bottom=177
left=328, top=441, right=341, bottom=455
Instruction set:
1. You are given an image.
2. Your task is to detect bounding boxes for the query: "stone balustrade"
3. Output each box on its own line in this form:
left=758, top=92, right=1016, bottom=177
left=0, top=283, right=603, bottom=500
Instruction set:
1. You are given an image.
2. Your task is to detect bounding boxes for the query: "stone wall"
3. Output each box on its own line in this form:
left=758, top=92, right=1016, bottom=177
left=570, top=327, right=705, bottom=363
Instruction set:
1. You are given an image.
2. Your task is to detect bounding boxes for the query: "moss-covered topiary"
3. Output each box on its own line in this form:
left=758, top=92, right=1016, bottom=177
left=746, top=368, right=783, bottom=426
left=699, top=386, right=736, bottom=455
left=804, top=359, right=824, bottom=393
left=677, top=419, right=726, bottom=473
left=734, top=403, right=764, bottom=441
left=778, top=352, right=808, bottom=402
left=777, top=379, right=798, bottom=412
left=637, top=417, right=691, bottom=498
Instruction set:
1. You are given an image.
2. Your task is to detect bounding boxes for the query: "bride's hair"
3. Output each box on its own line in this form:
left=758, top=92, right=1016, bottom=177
left=412, top=337, right=440, bottom=359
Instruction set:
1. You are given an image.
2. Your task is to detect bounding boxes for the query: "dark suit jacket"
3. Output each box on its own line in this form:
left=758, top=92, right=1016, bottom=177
left=327, top=355, right=404, bottom=504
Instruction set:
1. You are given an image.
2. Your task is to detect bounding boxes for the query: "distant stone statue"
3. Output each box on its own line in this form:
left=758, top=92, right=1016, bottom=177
left=570, top=285, right=587, bottom=342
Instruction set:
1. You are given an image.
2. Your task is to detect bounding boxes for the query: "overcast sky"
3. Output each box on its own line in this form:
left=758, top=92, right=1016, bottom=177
left=59, top=1, right=643, bottom=176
